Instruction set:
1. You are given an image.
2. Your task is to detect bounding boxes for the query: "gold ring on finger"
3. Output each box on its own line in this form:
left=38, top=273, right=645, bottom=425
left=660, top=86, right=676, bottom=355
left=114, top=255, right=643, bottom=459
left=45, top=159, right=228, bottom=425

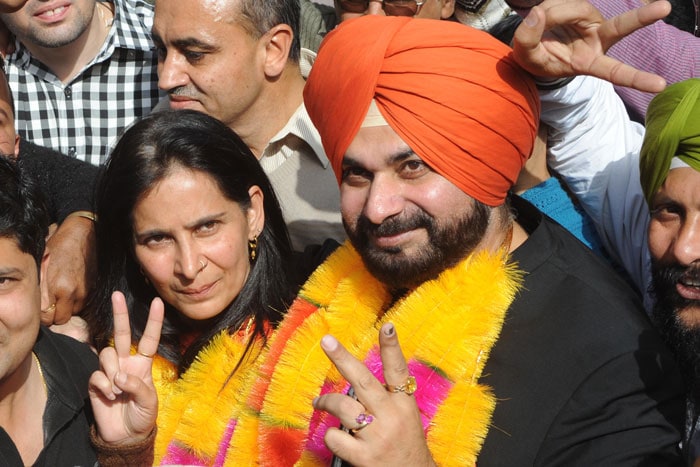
left=385, top=375, right=417, bottom=395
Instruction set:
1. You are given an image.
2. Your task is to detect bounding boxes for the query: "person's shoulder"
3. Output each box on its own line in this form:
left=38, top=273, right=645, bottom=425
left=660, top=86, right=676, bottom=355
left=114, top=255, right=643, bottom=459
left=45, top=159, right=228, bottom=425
left=116, top=0, right=153, bottom=14
left=19, top=138, right=62, bottom=157
left=37, top=327, right=99, bottom=373
left=114, top=0, right=154, bottom=35
left=528, top=218, right=646, bottom=313
left=300, top=0, right=338, bottom=52
left=512, top=197, right=654, bottom=337
left=18, top=139, right=100, bottom=178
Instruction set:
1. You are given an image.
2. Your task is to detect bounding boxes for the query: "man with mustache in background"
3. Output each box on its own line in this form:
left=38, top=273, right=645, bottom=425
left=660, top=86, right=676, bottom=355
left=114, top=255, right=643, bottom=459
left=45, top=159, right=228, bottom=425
left=153, top=0, right=345, bottom=249
left=636, top=79, right=700, bottom=463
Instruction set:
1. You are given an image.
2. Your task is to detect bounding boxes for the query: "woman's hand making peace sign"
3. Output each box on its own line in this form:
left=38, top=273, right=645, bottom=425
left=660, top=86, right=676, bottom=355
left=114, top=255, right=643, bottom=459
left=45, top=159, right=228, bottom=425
left=88, top=291, right=163, bottom=445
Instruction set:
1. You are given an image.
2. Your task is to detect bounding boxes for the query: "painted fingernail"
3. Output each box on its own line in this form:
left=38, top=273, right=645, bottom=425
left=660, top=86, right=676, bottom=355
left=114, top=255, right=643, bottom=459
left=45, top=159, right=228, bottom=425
left=384, top=323, right=395, bottom=336
left=321, top=335, right=338, bottom=351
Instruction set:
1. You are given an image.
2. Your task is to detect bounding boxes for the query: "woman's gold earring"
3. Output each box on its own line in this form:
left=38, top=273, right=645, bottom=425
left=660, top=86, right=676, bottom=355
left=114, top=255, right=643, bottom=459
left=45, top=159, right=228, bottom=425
left=248, top=236, right=258, bottom=262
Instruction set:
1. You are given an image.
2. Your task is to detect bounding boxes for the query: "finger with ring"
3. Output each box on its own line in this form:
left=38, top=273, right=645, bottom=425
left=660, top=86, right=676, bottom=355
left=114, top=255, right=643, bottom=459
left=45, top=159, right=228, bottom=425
left=385, top=375, right=417, bottom=395
left=350, top=412, right=374, bottom=434
left=137, top=350, right=155, bottom=358
left=42, top=303, right=57, bottom=314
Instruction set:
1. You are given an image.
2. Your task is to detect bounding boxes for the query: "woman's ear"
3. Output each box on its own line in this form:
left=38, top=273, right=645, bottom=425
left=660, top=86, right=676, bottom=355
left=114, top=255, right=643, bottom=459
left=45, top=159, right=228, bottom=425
left=247, top=185, right=265, bottom=238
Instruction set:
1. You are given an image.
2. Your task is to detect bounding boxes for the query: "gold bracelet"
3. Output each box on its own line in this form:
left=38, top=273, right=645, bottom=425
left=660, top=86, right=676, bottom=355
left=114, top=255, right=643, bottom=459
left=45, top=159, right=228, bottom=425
left=65, top=210, right=98, bottom=222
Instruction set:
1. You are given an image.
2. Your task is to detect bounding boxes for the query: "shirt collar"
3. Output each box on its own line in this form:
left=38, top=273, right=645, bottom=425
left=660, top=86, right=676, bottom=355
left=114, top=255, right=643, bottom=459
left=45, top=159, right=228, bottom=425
left=110, top=0, right=155, bottom=53
left=267, top=103, right=329, bottom=168
left=34, top=327, right=89, bottom=412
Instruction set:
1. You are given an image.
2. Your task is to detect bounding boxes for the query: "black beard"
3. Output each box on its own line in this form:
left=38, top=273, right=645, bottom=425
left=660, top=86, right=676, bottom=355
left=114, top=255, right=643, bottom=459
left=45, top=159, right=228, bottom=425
left=651, top=261, right=700, bottom=400
left=345, top=201, right=491, bottom=290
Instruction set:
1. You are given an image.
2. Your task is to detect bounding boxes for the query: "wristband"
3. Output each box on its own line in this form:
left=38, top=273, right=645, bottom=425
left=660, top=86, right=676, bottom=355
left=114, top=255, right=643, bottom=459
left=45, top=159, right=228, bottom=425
left=535, top=76, right=575, bottom=91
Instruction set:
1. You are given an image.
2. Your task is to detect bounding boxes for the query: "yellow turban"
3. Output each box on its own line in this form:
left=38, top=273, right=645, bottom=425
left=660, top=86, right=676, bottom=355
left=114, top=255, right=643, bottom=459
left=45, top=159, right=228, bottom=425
left=640, top=79, right=700, bottom=205
left=303, top=15, right=540, bottom=206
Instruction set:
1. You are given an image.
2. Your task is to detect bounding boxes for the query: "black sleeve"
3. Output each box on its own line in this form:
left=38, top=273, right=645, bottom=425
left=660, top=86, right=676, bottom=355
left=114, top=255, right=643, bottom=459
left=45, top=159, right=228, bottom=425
left=18, top=139, right=100, bottom=224
left=534, top=349, right=685, bottom=466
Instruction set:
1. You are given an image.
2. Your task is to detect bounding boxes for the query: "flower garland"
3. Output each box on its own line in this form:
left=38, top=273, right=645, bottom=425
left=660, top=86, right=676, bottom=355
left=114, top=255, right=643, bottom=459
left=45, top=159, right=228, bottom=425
left=150, top=328, right=263, bottom=466
left=229, top=242, right=523, bottom=466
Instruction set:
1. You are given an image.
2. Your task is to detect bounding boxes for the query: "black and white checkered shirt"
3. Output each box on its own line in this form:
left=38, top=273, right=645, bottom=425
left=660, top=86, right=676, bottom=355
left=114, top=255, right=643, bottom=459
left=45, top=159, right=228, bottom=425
left=5, top=0, right=163, bottom=166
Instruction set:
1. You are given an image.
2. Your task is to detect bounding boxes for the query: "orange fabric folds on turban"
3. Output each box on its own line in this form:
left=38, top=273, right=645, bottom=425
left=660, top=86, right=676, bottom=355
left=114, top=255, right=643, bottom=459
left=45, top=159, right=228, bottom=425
left=304, top=16, right=540, bottom=206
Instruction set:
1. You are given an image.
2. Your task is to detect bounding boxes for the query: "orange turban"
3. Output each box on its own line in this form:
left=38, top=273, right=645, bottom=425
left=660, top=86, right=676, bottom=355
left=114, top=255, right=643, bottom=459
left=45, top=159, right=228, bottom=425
left=304, top=16, right=540, bottom=206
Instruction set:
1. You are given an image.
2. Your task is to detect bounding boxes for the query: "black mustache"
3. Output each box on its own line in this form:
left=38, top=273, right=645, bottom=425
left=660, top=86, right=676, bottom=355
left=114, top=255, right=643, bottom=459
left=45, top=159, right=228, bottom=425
left=651, top=261, right=700, bottom=316
left=680, top=266, right=700, bottom=285
left=357, top=211, right=432, bottom=237
left=659, top=263, right=700, bottom=286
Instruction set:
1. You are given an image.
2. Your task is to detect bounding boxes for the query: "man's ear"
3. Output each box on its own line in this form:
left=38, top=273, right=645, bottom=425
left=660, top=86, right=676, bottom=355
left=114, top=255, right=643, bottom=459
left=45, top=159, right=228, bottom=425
left=39, top=249, right=50, bottom=284
left=263, top=23, right=294, bottom=78
left=441, top=0, right=456, bottom=19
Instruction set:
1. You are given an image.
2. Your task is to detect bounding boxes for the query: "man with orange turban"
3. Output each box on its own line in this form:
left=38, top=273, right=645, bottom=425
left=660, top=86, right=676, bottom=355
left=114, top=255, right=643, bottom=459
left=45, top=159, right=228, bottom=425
left=83, top=2, right=687, bottom=466
left=238, top=12, right=684, bottom=466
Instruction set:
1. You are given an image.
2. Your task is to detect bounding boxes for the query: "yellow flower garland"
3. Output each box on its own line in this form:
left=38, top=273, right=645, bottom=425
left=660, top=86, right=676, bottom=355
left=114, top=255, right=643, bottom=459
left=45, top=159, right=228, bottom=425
left=152, top=330, right=263, bottom=465
left=230, top=242, right=523, bottom=466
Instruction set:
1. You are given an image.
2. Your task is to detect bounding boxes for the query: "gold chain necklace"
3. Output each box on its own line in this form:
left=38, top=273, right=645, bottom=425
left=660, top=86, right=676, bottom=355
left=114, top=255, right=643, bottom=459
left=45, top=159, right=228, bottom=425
left=31, top=352, right=48, bottom=396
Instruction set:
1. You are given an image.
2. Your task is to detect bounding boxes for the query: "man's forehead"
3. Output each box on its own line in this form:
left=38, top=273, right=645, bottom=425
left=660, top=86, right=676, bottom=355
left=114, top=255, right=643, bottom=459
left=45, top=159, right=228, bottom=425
left=654, top=167, right=700, bottom=203
left=154, top=0, right=238, bottom=25
left=340, top=126, right=444, bottom=178
left=201, top=0, right=236, bottom=19
left=667, top=166, right=700, bottom=180
left=344, top=125, right=413, bottom=161
left=152, top=0, right=246, bottom=51
left=342, top=146, right=418, bottom=169
left=0, top=237, right=33, bottom=269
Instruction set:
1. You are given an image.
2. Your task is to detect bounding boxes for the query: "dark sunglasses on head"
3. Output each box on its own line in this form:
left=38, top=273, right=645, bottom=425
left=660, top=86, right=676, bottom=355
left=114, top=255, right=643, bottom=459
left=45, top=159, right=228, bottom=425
left=338, top=0, right=427, bottom=17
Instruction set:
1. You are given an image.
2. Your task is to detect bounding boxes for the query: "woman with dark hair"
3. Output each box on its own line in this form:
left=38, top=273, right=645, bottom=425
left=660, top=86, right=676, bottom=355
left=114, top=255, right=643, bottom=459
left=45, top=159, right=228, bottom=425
left=86, top=110, right=305, bottom=465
